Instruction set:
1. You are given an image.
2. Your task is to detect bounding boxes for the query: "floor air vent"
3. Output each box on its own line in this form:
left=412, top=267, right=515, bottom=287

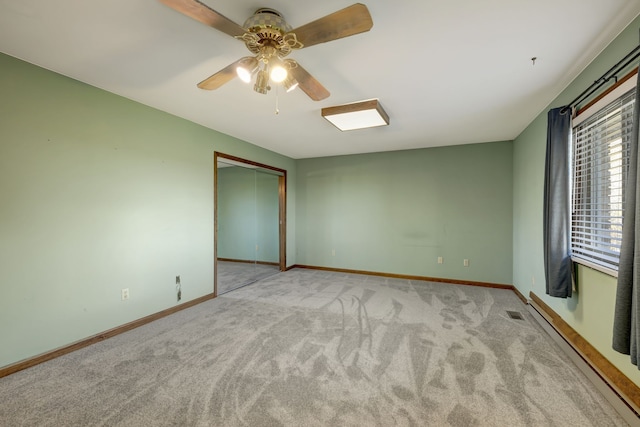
left=506, top=310, right=524, bottom=320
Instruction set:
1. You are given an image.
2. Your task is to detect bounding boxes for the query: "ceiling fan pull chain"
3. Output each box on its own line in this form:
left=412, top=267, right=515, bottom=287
left=275, top=85, right=280, bottom=115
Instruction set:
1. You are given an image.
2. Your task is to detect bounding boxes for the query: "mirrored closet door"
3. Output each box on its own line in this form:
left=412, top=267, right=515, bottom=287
left=215, top=153, right=285, bottom=295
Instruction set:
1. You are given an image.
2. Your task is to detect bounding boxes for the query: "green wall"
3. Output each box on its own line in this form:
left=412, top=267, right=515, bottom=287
left=296, top=141, right=513, bottom=285
left=512, top=15, right=640, bottom=386
left=0, top=53, right=296, bottom=368
left=217, top=166, right=279, bottom=263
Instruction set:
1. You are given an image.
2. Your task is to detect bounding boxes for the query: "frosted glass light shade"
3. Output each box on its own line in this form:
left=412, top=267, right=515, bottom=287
left=270, top=65, right=287, bottom=83
left=321, top=99, right=389, bottom=131
left=236, top=57, right=259, bottom=83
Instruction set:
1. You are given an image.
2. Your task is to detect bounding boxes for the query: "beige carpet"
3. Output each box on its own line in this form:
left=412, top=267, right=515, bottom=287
left=0, top=268, right=628, bottom=426
left=217, top=260, right=280, bottom=294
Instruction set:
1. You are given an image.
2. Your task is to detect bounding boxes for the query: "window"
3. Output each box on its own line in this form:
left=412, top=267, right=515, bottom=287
left=571, top=83, right=635, bottom=275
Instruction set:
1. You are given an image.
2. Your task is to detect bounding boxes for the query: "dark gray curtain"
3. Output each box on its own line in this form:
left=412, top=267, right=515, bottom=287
left=613, top=78, right=640, bottom=366
left=543, top=107, right=573, bottom=298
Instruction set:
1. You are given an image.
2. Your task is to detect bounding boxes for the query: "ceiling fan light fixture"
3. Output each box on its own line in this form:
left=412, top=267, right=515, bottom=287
left=322, top=99, right=390, bottom=131
left=254, top=69, right=270, bottom=94
left=269, top=59, right=288, bottom=83
left=161, top=1, right=373, bottom=101
left=236, top=57, right=259, bottom=83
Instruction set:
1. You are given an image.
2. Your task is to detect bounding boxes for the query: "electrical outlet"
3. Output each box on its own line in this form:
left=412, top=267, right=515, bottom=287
left=121, top=288, right=129, bottom=301
left=437, top=256, right=443, bottom=264
left=331, top=249, right=336, bottom=256
left=463, top=259, right=469, bottom=267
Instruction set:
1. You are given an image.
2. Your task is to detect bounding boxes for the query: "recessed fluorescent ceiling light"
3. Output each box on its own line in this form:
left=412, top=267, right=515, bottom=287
left=321, top=99, right=389, bottom=131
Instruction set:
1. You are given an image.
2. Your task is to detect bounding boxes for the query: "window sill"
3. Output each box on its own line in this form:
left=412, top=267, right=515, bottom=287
left=571, top=256, right=618, bottom=278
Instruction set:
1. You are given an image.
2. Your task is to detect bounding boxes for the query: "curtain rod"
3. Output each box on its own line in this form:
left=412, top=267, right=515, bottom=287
left=560, top=43, right=640, bottom=114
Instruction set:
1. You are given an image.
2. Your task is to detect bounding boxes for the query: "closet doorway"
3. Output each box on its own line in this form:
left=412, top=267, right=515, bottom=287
left=214, top=152, right=286, bottom=295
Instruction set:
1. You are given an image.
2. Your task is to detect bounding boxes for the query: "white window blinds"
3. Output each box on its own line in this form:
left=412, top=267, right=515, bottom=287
left=571, top=88, right=635, bottom=272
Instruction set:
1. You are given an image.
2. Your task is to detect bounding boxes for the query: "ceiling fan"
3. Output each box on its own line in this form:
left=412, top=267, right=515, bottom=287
left=159, top=0, right=373, bottom=101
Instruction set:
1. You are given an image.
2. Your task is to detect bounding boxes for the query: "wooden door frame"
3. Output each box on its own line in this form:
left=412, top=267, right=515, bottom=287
left=214, top=152, right=287, bottom=296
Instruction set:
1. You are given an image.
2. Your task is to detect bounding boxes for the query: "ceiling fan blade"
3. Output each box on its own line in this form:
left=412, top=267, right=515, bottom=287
left=289, top=62, right=330, bottom=101
left=290, top=3, right=373, bottom=49
left=197, top=59, right=242, bottom=90
left=159, top=0, right=246, bottom=38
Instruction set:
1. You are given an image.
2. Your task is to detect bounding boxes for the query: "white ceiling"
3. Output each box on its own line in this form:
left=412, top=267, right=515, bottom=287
left=1, top=0, right=639, bottom=159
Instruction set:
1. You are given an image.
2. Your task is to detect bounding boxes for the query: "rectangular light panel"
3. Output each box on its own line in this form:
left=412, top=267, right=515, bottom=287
left=321, top=99, right=389, bottom=131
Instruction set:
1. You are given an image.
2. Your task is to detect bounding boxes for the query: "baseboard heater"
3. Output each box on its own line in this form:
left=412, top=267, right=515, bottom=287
left=527, top=295, right=640, bottom=425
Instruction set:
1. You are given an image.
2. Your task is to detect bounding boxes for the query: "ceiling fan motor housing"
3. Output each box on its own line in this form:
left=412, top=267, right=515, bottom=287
left=243, top=8, right=292, bottom=33
left=241, top=9, right=300, bottom=58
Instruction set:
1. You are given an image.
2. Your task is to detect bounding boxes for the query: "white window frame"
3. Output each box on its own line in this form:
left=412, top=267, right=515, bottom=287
left=570, top=76, right=637, bottom=277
